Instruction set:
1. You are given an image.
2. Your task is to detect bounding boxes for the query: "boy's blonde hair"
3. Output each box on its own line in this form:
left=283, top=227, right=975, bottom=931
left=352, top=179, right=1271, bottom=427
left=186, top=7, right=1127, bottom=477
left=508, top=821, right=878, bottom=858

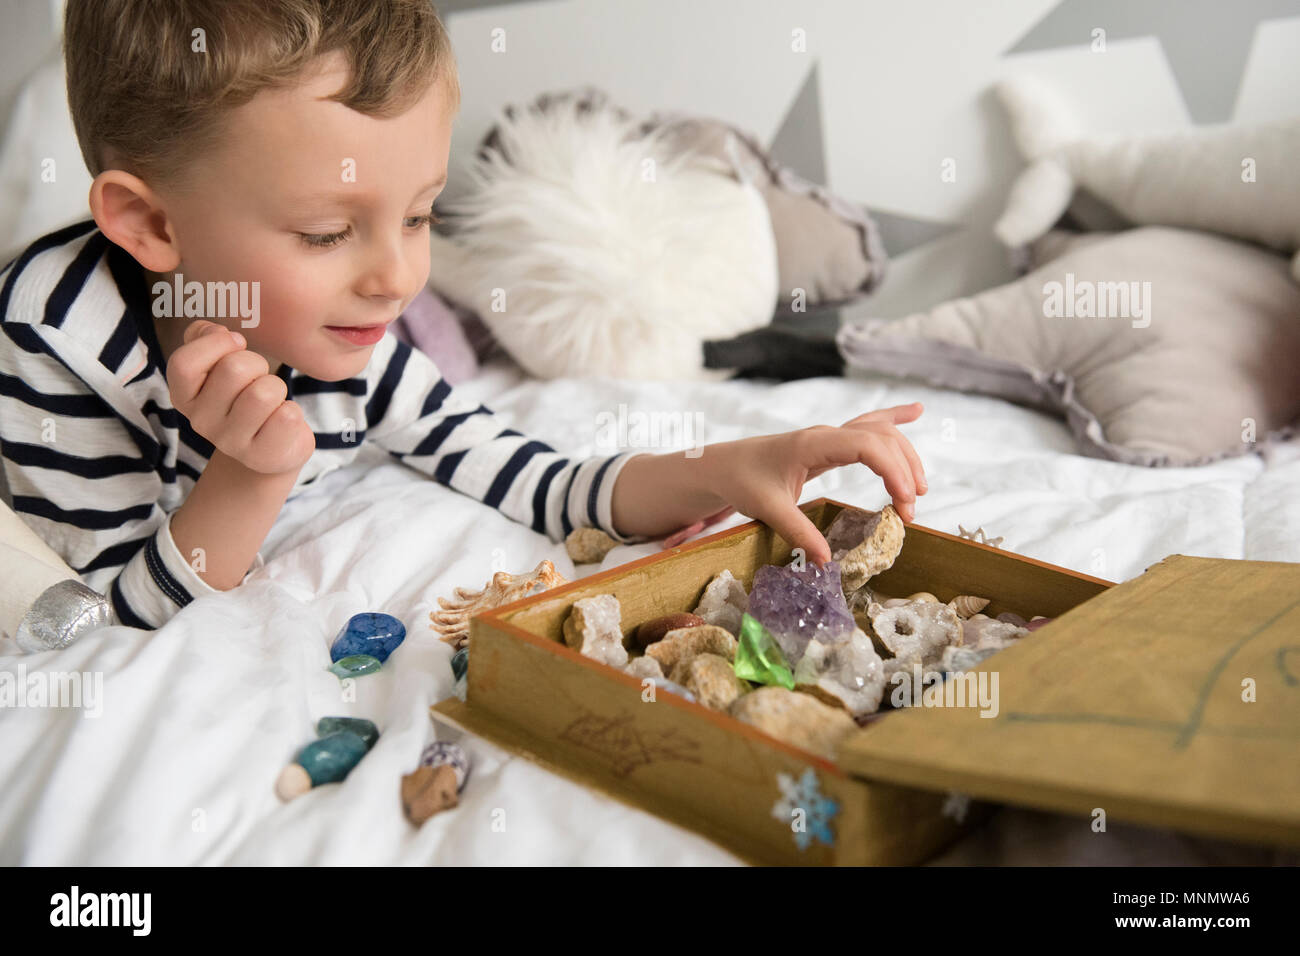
left=64, top=0, right=460, bottom=188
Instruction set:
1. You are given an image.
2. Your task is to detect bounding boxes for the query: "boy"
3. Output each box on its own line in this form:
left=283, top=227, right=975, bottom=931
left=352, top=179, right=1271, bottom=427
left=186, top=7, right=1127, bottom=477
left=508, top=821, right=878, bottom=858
left=0, top=0, right=925, bottom=630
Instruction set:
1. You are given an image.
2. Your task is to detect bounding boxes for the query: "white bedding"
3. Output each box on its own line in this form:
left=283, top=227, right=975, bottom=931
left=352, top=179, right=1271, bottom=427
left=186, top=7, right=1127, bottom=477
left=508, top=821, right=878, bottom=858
left=3, top=357, right=1298, bottom=866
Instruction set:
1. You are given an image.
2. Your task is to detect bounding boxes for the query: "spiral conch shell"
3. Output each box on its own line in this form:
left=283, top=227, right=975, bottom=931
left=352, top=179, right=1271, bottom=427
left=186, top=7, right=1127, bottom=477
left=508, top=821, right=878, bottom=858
left=430, top=559, right=568, bottom=649
left=947, top=595, right=991, bottom=619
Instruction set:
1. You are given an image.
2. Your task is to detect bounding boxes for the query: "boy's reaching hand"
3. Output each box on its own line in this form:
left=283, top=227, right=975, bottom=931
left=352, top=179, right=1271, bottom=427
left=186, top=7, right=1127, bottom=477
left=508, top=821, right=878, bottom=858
left=611, top=403, right=927, bottom=566
left=166, top=320, right=316, bottom=475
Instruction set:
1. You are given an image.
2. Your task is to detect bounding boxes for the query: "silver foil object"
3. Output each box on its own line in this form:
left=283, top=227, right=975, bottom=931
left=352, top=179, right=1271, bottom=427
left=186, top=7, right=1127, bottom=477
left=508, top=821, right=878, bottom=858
left=15, top=579, right=112, bottom=653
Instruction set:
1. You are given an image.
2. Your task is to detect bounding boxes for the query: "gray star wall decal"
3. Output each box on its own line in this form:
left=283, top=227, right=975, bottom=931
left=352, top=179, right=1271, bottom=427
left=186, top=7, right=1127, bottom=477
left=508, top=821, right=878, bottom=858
left=1004, top=0, right=1300, bottom=124
left=767, top=62, right=958, bottom=259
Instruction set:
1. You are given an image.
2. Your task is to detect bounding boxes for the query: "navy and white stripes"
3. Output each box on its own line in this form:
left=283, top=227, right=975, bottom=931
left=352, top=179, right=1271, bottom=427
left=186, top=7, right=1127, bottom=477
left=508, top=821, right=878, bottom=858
left=1, top=222, right=638, bottom=630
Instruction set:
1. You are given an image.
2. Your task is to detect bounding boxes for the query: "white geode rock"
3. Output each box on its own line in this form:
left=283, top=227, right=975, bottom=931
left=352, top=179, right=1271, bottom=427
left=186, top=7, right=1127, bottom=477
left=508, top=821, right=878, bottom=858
left=867, top=599, right=962, bottom=666
left=563, top=594, right=628, bottom=668
left=794, top=627, right=886, bottom=717
left=692, top=569, right=748, bottom=636
left=961, top=616, right=1029, bottom=651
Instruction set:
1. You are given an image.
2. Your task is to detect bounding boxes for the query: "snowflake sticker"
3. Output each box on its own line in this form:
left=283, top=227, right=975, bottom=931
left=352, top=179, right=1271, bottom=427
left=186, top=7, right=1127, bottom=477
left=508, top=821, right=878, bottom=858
left=771, top=768, right=839, bottom=850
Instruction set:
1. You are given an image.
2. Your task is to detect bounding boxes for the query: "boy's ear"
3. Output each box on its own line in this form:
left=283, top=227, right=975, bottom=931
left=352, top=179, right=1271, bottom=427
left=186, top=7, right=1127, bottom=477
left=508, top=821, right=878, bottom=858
left=88, top=171, right=182, bottom=273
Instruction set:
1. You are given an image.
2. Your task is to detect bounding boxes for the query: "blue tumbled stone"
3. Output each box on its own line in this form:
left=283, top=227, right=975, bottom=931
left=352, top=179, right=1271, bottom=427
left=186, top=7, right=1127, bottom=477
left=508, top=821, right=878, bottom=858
left=316, top=716, right=379, bottom=750
left=295, top=731, right=369, bottom=786
left=330, top=612, right=406, bottom=664
left=450, top=647, right=469, bottom=681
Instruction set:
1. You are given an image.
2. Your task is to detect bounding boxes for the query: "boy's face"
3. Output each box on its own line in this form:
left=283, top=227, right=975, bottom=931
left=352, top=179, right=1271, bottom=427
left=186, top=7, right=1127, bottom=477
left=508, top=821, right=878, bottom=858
left=155, top=52, right=452, bottom=380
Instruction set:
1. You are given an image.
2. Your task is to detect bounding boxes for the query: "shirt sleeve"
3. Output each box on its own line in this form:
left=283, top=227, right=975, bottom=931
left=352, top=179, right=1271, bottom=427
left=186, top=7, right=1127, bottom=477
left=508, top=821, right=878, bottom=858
left=363, top=336, right=644, bottom=544
left=0, top=320, right=225, bottom=630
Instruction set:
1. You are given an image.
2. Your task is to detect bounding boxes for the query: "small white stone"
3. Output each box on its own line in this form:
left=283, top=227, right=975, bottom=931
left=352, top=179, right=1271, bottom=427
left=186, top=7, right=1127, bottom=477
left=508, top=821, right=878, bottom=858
left=275, top=763, right=312, bottom=802
left=624, top=655, right=665, bottom=680
left=563, top=594, right=628, bottom=668
left=692, top=569, right=748, bottom=636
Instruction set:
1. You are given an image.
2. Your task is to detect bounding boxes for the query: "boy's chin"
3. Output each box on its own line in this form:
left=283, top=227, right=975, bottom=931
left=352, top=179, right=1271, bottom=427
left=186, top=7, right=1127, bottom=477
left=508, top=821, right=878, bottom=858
left=286, top=344, right=375, bottom=381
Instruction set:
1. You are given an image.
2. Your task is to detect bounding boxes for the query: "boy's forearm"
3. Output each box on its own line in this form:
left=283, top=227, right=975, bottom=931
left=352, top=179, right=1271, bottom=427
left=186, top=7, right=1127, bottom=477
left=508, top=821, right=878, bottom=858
left=610, top=452, right=728, bottom=539
left=169, top=451, right=300, bottom=590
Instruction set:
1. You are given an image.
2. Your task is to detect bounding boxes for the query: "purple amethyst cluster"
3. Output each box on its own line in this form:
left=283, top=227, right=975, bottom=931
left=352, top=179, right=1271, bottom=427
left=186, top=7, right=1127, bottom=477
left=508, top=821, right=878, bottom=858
left=746, top=561, right=856, bottom=665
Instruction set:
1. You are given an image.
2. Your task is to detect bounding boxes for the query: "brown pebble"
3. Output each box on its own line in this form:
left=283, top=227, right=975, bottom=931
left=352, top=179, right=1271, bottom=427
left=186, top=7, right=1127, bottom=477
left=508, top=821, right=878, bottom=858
left=634, top=612, right=706, bottom=649
left=401, top=764, right=459, bottom=825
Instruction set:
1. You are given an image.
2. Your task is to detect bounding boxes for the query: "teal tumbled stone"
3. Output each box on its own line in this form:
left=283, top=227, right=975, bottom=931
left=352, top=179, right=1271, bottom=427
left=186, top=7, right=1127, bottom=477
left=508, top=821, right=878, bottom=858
left=327, top=654, right=382, bottom=678
left=316, top=716, right=379, bottom=750
left=295, top=731, right=369, bottom=786
left=451, top=647, right=469, bottom=682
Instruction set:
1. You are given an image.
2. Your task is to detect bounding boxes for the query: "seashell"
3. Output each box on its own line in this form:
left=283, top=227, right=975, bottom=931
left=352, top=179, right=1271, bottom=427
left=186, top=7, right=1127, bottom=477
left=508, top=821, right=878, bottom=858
left=881, top=597, right=910, bottom=608
left=947, top=595, right=990, bottom=619
left=430, top=559, right=568, bottom=649
left=969, top=613, right=990, bottom=621
left=905, top=591, right=939, bottom=604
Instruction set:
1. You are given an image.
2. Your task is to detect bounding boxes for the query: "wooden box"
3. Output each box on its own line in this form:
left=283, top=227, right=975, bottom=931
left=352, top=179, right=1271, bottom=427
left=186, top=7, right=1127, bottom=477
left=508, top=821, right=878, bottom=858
left=431, top=497, right=1300, bottom=865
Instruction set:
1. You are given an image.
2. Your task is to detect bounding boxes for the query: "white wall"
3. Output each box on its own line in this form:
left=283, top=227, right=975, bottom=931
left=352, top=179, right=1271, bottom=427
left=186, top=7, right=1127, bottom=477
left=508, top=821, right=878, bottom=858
left=4, top=0, right=1297, bottom=316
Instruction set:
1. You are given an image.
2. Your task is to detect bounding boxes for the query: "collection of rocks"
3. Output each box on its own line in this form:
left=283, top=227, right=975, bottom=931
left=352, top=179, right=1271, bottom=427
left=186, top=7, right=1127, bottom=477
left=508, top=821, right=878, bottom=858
left=559, top=504, right=1054, bottom=762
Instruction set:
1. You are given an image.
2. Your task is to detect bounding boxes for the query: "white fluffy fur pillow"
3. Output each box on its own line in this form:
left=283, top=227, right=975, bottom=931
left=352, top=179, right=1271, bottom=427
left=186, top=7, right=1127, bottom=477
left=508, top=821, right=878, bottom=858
left=994, top=76, right=1300, bottom=281
left=426, top=97, right=778, bottom=380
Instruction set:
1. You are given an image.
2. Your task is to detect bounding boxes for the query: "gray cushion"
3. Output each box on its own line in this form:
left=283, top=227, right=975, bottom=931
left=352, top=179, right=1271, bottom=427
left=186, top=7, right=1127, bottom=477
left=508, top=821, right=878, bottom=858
left=837, top=226, right=1300, bottom=467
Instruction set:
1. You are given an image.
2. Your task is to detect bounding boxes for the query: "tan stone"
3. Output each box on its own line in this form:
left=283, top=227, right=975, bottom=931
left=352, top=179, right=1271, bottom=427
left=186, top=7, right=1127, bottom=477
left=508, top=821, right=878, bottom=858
left=669, top=653, right=747, bottom=710
left=565, top=527, right=619, bottom=564
left=826, top=505, right=905, bottom=592
left=728, top=686, right=857, bottom=761
left=645, top=624, right=737, bottom=673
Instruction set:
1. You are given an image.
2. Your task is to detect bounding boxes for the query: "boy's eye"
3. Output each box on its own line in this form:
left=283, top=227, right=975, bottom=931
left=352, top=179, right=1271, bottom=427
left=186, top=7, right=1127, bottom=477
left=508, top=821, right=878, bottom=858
left=299, top=227, right=351, bottom=249
left=297, top=209, right=441, bottom=249
left=404, top=208, right=443, bottom=230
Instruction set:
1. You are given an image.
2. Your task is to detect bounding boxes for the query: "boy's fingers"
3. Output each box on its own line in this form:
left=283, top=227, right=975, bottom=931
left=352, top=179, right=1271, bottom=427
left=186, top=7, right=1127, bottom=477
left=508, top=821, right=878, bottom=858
left=763, top=502, right=831, bottom=566
left=169, top=321, right=247, bottom=398
left=182, top=319, right=233, bottom=344
left=894, top=433, right=928, bottom=494
left=842, top=402, right=923, bottom=428
left=804, top=428, right=916, bottom=521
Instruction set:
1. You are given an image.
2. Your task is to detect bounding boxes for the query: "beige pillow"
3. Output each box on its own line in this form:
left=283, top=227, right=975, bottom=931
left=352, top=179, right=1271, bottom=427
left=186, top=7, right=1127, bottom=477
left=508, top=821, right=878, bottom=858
left=837, top=226, right=1300, bottom=466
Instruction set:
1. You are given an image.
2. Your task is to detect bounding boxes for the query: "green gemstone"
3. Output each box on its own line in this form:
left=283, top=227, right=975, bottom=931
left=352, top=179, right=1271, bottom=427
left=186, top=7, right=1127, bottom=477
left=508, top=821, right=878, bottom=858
left=734, top=613, right=795, bottom=689
left=327, top=654, right=382, bottom=678
left=315, top=716, right=379, bottom=750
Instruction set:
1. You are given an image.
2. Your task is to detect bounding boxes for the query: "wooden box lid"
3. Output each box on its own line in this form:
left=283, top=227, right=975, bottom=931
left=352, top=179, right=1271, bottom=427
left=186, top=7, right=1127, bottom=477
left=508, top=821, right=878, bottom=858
left=838, top=553, right=1300, bottom=848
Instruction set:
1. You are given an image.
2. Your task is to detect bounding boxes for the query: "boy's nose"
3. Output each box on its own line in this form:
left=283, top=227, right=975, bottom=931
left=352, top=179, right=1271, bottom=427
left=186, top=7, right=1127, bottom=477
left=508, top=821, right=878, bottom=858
left=359, top=246, right=421, bottom=303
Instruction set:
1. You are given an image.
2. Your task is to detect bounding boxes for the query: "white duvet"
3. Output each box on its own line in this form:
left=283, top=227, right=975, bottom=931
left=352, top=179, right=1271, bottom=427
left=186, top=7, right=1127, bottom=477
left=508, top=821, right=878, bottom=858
left=3, top=358, right=1298, bottom=865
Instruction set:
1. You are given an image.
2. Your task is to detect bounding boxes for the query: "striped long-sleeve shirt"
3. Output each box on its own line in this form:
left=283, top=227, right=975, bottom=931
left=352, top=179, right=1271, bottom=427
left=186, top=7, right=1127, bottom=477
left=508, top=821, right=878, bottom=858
left=0, top=221, right=639, bottom=630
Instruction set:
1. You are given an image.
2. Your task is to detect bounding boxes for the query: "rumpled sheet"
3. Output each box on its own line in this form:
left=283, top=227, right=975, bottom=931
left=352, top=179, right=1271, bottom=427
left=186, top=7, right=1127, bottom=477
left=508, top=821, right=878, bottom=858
left=3, top=358, right=1298, bottom=865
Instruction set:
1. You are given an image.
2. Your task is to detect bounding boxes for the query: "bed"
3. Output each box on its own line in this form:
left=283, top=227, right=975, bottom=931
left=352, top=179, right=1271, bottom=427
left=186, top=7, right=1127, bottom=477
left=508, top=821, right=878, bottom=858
left=4, top=352, right=1298, bottom=865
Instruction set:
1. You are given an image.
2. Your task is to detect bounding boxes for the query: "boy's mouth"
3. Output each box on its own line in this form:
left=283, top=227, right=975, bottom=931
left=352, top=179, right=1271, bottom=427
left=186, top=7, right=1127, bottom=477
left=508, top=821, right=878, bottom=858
left=325, top=322, right=389, bottom=346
